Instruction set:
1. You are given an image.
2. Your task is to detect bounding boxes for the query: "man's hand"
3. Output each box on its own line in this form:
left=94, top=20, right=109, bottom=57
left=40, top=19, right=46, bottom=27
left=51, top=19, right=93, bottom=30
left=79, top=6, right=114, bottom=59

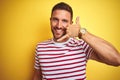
left=57, top=16, right=81, bottom=42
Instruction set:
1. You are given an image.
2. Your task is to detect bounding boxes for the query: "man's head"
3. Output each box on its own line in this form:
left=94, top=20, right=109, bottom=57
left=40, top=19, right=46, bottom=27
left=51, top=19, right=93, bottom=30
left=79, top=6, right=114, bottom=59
left=50, top=2, right=73, bottom=42
left=51, top=2, right=73, bottom=20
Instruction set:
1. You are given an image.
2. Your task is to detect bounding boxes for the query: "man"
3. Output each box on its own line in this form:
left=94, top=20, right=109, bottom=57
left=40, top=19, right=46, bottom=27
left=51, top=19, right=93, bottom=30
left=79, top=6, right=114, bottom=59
left=33, top=2, right=120, bottom=80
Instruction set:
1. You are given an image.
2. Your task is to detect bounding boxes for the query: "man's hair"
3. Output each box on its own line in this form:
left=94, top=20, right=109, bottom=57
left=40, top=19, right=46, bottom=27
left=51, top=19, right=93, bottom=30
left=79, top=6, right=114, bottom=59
left=51, top=2, right=73, bottom=20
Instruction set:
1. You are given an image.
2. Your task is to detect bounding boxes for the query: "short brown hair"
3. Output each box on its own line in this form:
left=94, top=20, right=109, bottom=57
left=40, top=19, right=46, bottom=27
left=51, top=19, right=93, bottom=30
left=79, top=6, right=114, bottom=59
left=51, top=2, right=73, bottom=20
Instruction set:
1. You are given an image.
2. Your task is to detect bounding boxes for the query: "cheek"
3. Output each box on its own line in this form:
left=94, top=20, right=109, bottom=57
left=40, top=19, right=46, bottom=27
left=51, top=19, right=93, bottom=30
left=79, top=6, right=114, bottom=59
left=63, top=24, right=69, bottom=29
left=51, top=22, right=56, bottom=28
left=50, top=23, right=55, bottom=30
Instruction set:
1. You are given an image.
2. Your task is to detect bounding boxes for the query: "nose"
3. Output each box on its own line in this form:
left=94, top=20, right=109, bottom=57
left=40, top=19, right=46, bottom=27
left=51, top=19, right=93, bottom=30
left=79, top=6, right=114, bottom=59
left=57, top=21, right=62, bottom=29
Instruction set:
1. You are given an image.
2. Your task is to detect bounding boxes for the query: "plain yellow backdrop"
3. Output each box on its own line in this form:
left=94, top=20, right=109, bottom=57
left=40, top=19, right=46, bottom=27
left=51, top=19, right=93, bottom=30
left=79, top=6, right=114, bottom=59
left=0, top=0, right=120, bottom=80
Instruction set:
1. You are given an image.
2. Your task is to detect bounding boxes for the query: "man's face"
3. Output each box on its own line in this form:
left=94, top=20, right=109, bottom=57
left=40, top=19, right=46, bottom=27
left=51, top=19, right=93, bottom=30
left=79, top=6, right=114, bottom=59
left=50, top=10, right=72, bottom=41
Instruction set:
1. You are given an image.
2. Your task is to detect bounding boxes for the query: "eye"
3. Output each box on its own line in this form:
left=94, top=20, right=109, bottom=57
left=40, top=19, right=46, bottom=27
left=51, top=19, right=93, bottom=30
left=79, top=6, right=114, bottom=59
left=52, top=18, right=58, bottom=22
left=62, top=19, right=68, bottom=23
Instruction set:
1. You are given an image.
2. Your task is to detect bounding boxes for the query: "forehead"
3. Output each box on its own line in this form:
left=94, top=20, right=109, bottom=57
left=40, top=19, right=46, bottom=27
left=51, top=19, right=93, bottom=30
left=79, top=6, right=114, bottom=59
left=51, top=10, right=71, bottom=20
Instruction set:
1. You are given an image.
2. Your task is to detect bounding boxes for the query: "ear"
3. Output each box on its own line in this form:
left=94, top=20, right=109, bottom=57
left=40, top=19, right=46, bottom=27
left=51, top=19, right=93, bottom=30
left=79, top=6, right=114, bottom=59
left=70, top=21, right=73, bottom=24
left=50, top=17, right=52, bottom=21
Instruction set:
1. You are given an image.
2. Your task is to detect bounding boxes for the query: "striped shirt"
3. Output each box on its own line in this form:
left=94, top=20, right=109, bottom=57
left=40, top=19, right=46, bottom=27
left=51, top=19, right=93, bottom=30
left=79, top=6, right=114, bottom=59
left=34, top=38, right=93, bottom=80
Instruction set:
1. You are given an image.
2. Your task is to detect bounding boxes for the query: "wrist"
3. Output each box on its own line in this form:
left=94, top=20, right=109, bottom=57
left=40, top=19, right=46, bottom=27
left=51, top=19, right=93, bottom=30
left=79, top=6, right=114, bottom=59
left=78, top=28, right=87, bottom=38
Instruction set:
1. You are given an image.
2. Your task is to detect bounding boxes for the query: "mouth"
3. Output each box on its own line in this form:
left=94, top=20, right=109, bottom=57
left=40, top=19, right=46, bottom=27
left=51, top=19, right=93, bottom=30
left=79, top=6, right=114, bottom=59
left=52, top=27, right=66, bottom=39
left=55, top=29, right=63, bottom=35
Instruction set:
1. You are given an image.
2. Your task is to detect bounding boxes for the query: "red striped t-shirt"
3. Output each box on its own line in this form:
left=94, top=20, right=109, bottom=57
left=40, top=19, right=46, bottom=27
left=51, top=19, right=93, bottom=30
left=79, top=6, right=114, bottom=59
left=34, top=38, right=93, bottom=80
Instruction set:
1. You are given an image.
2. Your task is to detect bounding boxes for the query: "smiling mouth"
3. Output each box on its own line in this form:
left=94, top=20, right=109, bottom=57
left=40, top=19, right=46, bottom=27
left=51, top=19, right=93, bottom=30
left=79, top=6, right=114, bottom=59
left=55, top=29, right=62, bottom=34
left=55, top=27, right=66, bottom=33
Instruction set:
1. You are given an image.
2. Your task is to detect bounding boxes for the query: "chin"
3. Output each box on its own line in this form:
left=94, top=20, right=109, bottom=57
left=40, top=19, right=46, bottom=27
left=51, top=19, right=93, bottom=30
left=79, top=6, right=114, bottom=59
left=55, top=36, right=62, bottom=40
left=54, top=35, right=63, bottom=40
left=53, top=32, right=66, bottom=40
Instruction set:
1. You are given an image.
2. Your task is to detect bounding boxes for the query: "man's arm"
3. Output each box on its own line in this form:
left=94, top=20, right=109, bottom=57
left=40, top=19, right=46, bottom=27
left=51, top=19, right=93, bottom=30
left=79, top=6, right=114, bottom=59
left=57, top=17, right=120, bottom=66
left=33, top=69, right=42, bottom=80
left=80, top=31, right=120, bottom=66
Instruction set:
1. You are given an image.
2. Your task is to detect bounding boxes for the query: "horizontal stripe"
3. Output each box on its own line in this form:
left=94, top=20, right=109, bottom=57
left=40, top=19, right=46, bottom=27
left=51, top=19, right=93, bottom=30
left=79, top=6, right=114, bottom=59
left=37, top=45, right=83, bottom=50
left=40, top=55, right=86, bottom=63
left=37, top=47, right=84, bottom=53
left=34, top=66, right=40, bottom=69
left=38, top=52, right=85, bottom=59
left=40, top=59, right=86, bottom=67
left=39, top=52, right=85, bottom=60
left=43, top=69, right=85, bottom=77
left=42, top=64, right=85, bottom=72
left=44, top=72, right=86, bottom=79
left=35, top=60, right=39, bottom=64
left=44, top=77, right=86, bottom=80
left=41, top=63, right=86, bottom=71
left=43, top=67, right=85, bottom=75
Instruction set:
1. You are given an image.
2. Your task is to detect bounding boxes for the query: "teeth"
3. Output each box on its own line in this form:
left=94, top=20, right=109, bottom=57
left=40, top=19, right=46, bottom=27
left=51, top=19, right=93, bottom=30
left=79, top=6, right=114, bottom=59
left=56, top=29, right=62, bottom=34
left=56, top=29, right=61, bottom=31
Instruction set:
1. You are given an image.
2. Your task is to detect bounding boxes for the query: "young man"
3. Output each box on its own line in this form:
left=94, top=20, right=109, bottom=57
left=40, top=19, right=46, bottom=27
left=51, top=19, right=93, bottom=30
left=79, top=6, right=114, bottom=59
left=33, top=2, right=120, bottom=80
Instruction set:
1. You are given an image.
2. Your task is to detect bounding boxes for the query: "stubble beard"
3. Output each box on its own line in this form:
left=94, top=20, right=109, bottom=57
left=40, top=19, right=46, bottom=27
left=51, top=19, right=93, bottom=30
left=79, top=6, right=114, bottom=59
left=52, top=27, right=66, bottom=41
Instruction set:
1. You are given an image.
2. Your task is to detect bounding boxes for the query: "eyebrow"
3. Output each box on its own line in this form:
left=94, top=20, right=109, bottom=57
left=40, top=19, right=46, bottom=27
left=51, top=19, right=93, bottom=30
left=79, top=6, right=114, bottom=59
left=62, top=19, right=68, bottom=22
left=52, top=17, right=68, bottom=22
left=52, top=17, right=58, bottom=20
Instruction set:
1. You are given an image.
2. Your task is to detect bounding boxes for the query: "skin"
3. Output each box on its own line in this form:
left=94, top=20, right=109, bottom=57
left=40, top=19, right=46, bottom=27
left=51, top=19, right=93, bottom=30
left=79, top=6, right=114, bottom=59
left=50, top=10, right=72, bottom=42
left=33, top=9, right=120, bottom=80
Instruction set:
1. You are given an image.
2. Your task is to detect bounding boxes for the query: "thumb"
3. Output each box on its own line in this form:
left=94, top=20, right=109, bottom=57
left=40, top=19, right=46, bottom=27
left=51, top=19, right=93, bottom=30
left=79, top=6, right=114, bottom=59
left=76, top=16, right=80, bottom=25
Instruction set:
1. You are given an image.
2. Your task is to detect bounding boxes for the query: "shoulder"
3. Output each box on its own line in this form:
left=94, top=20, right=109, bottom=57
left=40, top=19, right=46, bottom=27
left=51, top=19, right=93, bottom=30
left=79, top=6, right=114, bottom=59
left=36, top=39, right=53, bottom=47
left=70, top=38, right=86, bottom=45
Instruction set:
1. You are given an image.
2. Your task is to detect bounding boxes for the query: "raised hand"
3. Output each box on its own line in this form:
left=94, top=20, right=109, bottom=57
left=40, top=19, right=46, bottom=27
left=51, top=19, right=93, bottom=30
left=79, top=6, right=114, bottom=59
left=57, top=16, right=81, bottom=42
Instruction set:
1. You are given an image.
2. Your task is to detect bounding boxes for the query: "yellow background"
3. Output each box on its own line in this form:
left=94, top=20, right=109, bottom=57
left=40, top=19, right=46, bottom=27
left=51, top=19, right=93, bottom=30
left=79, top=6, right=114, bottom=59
left=0, top=0, right=120, bottom=80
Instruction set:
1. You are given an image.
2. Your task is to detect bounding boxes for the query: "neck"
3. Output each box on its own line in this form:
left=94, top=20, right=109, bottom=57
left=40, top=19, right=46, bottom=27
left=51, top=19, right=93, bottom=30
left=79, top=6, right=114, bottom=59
left=53, top=37, right=69, bottom=43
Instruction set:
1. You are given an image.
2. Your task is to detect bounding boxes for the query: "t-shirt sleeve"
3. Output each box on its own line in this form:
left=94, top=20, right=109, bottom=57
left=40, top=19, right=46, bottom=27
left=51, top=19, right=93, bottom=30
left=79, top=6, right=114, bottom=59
left=80, top=39, right=93, bottom=59
left=34, top=47, right=40, bottom=69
